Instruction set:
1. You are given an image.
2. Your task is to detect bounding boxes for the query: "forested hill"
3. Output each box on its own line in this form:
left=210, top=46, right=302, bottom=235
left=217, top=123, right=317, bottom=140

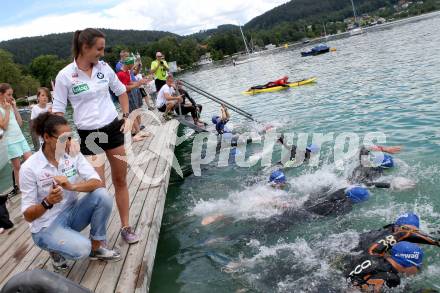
left=245, top=0, right=400, bottom=30
left=0, top=29, right=176, bottom=65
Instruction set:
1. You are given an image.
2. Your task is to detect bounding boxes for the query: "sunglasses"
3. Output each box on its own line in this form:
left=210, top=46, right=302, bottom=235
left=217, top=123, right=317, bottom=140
left=51, top=134, right=72, bottom=143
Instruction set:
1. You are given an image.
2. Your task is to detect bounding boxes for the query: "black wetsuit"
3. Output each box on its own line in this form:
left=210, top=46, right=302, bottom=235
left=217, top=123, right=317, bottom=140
left=345, top=255, right=401, bottom=291
left=354, top=224, right=439, bottom=256
left=176, top=88, right=202, bottom=120
left=262, top=188, right=353, bottom=233
left=349, top=146, right=390, bottom=188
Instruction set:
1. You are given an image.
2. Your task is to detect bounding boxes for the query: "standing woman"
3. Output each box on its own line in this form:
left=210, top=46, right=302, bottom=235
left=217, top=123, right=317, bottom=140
left=0, top=83, right=32, bottom=194
left=52, top=28, right=139, bottom=244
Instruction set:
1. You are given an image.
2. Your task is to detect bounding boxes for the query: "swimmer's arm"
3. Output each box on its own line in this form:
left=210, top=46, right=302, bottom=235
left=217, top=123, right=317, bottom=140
left=406, top=231, right=440, bottom=246
left=368, top=145, right=402, bottom=154
left=201, top=214, right=226, bottom=226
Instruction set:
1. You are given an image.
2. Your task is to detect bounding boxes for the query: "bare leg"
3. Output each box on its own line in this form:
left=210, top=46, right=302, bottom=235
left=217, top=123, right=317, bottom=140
left=106, top=145, right=130, bottom=228
left=10, top=158, right=21, bottom=188
left=86, top=154, right=106, bottom=187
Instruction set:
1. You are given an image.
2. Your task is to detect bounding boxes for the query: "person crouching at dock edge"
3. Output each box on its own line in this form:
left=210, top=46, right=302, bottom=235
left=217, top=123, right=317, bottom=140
left=20, top=113, right=121, bottom=271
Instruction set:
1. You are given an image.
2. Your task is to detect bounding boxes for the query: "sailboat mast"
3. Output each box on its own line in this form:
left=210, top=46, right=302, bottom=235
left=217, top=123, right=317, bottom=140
left=351, top=0, right=358, bottom=23
left=239, top=25, right=250, bottom=55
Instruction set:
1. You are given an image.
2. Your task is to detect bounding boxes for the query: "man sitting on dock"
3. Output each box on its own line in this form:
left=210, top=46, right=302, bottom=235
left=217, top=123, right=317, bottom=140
left=175, top=81, right=205, bottom=127
left=249, top=76, right=289, bottom=90
left=156, top=75, right=183, bottom=121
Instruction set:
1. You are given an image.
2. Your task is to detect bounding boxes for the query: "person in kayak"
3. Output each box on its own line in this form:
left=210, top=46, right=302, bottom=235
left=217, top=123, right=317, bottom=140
left=353, top=212, right=439, bottom=256
left=345, top=241, right=424, bottom=292
left=249, top=76, right=289, bottom=90
left=175, top=81, right=204, bottom=126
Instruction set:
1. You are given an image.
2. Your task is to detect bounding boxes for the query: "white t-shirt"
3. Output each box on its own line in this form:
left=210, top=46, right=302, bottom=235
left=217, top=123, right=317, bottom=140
left=30, top=103, right=51, bottom=120
left=52, top=60, right=126, bottom=130
left=20, top=149, right=101, bottom=233
left=156, top=84, right=175, bottom=108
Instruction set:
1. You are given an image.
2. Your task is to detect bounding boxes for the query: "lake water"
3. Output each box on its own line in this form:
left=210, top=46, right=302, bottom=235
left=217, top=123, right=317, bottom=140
left=150, top=15, right=440, bottom=292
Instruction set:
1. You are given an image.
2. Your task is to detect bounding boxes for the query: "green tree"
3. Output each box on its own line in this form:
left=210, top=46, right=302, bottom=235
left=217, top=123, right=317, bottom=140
left=0, top=49, right=40, bottom=97
left=29, top=55, right=68, bottom=88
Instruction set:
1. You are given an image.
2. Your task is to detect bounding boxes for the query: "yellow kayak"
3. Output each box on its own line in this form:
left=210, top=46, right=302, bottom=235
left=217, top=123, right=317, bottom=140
left=242, top=77, right=317, bottom=95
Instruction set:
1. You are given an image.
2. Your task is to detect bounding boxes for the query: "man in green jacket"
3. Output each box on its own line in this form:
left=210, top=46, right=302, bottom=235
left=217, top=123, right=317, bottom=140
left=150, top=52, right=169, bottom=92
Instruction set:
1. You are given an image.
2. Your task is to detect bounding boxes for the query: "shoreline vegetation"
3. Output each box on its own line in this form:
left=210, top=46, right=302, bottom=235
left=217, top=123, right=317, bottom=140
left=0, top=0, right=439, bottom=100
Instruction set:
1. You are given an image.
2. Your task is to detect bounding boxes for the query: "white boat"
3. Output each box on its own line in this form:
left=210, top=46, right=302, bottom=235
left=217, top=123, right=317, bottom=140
left=197, top=57, right=213, bottom=66
left=233, top=25, right=262, bottom=66
left=350, top=27, right=364, bottom=36
left=233, top=57, right=259, bottom=66
left=349, top=0, right=364, bottom=36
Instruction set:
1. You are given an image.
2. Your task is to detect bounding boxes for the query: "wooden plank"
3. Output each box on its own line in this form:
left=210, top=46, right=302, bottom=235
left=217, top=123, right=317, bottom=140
left=0, top=115, right=147, bottom=285
left=135, top=125, right=178, bottom=292
left=93, top=120, right=177, bottom=293
left=75, top=130, right=161, bottom=288
left=67, top=112, right=167, bottom=288
left=117, top=121, right=178, bottom=293
left=58, top=126, right=153, bottom=283
left=0, top=111, right=180, bottom=293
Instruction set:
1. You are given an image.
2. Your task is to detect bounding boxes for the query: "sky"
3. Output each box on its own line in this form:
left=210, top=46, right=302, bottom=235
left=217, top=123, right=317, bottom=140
left=0, top=0, right=288, bottom=42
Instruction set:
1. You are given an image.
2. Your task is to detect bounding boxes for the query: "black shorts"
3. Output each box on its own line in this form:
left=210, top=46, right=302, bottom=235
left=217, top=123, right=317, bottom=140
left=158, top=104, right=167, bottom=112
left=77, top=118, right=125, bottom=156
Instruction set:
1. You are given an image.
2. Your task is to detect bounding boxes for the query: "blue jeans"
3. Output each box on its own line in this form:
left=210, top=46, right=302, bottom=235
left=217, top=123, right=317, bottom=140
left=32, top=188, right=113, bottom=260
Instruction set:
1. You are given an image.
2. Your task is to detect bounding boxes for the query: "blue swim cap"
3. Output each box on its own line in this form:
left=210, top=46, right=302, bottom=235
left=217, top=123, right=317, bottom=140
left=269, top=170, right=286, bottom=184
left=391, top=241, right=423, bottom=268
left=212, top=115, right=220, bottom=124
left=395, top=212, right=420, bottom=228
left=345, top=186, right=370, bottom=203
left=373, top=153, right=394, bottom=168
left=306, top=144, right=320, bottom=153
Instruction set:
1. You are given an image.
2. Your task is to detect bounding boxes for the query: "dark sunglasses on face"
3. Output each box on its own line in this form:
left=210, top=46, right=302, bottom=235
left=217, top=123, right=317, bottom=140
left=51, top=134, right=72, bottom=143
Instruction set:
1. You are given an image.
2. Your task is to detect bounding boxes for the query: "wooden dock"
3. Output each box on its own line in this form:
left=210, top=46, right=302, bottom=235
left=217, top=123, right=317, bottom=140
left=0, top=111, right=180, bottom=293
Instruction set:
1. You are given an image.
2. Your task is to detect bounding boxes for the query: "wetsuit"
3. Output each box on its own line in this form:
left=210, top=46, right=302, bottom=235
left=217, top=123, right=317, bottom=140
left=250, top=78, right=289, bottom=90
left=263, top=187, right=353, bottom=233
left=349, top=146, right=390, bottom=188
left=355, top=224, right=439, bottom=256
left=176, top=88, right=202, bottom=120
left=279, top=144, right=313, bottom=165
left=345, top=255, right=401, bottom=291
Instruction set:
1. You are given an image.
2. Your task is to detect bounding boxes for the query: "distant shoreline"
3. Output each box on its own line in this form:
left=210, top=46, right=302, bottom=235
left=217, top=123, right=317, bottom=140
left=214, top=10, right=440, bottom=65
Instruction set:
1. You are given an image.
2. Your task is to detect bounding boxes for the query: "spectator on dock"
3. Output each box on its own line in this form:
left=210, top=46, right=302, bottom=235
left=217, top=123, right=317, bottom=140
left=156, top=75, right=182, bottom=121
left=52, top=28, right=140, bottom=244
left=20, top=113, right=121, bottom=270
left=176, top=81, right=204, bottom=126
left=0, top=83, right=32, bottom=196
left=151, top=52, right=169, bottom=92
left=115, top=49, right=129, bottom=73
left=116, top=55, right=150, bottom=140
left=30, top=87, right=52, bottom=150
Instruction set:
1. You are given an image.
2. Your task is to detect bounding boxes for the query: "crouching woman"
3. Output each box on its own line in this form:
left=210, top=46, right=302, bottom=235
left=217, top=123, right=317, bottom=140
left=19, top=113, right=120, bottom=270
